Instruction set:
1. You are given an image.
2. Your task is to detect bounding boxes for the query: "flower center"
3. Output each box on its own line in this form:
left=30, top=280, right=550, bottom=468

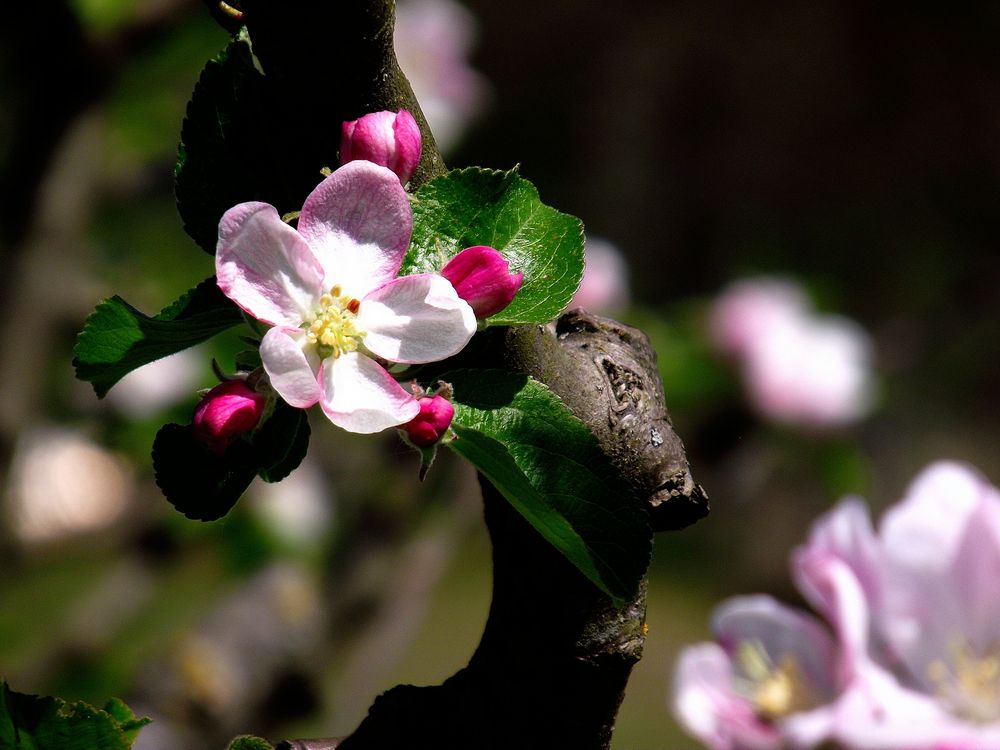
left=304, top=285, right=365, bottom=360
left=734, top=640, right=821, bottom=720
left=927, top=637, right=1000, bottom=723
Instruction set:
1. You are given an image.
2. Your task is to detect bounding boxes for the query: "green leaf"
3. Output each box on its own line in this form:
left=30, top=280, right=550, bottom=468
left=0, top=681, right=149, bottom=750
left=152, top=400, right=311, bottom=521
left=227, top=736, right=274, bottom=750
left=403, top=168, right=585, bottom=326
left=176, top=34, right=319, bottom=254
left=73, top=277, right=244, bottom=397
left=443, top=370, right=650, bottom=605
left=253, top=401, right=311, bottom=483
left=153, top=423, right=259, bottom=521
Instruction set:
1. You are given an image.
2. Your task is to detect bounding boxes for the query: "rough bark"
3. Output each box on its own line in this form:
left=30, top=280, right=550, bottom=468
left=223, top=2, right=709, bottom=747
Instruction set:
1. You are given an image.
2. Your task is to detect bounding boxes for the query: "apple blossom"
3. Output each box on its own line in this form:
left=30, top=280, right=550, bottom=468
left=216, top=160, right=477, bottom=434
left=192, top=379, right=267, bottom=454
left=401, top=394, right=454, bottom=447
left=791, top=462, right=1000, bottom=749
left=709, top=277, right=876, bottom=428
left=340, top=109, right=422, bottom=184
left=570, top=236, right=630, bottom=314
left=394, top=0, right=487, bottom=152
left=672, top=595, right=843, bottom=750
left=440, top=245, right=523, bottom=319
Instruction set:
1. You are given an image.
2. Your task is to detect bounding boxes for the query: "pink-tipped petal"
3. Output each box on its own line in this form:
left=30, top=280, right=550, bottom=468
left=391, top=110, right=422, bottom=183
left=339, top=110, right=422, bottom=184
left=319, top=352, right=420, bottom=433
left=260, top=326, right=322, bottom=408
left=296, top=161, right=413, bottom=298
left=672, top=643, right=782, bottom=750
left=216, top=202, right=324, bottom=326
left=358, top=273, right=476, bottom=364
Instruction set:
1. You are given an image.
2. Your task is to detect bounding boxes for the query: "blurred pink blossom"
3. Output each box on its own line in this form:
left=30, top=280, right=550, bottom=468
left=394, top=0, right=488, bottom=152
left=673, top=461, right=1000, bottom=749
left=570, top=236, right=630, bottom=315
left=792, top=462, right=1000, bottom=749
left=709, top=277, right=876, bottom=427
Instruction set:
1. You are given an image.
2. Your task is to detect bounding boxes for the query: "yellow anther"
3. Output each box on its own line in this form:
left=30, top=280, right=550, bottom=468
left=331, top=285, right=342, bottom=297
left=303, top=285, right=366, bottom=360
left=736, top=640, right=820, bottom=720
left=928, top=637, right=1000, bottom=723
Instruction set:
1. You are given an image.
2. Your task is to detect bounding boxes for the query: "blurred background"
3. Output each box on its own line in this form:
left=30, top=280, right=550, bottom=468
left=2, top=1, right=999, bottom=747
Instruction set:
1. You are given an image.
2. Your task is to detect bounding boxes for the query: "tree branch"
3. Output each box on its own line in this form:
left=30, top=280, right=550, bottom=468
left=222, top=2, right=708, bottom=747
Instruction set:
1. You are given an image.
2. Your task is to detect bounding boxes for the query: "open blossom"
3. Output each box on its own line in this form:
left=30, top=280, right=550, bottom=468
left=792, top=462, right=1000, bottom=749
left=216, top=160, right=476, bottom=433
left=192, top=380, right=266, bottom=454
left=440, top=245, right=522, bottom=319
left=340, top=110, right=422, bottom=184
left=674, top=461, right=1000, bottom=750
left=709, top=277, right=876, bottom=428
left=673, top=595, right=844, bottom=750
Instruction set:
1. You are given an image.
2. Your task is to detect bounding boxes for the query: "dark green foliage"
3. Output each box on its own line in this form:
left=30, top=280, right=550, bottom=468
left=153, top=401, right=310, bottom=521
left=403, top=168, right=585, bottom=326
left=0, top=681, right=150, bottom=750
left=73, top=278, right=243, bottom=397
left=444, top=369, right=651, bottom=606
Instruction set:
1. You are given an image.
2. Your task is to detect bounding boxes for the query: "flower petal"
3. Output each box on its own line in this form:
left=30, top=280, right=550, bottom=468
left=296, top=161, right=413, bottom=298
left=217, top=202, right=324, bottom=326
left=713, top=595, right=840, bottom=700
left=260, top=326, right=321, bottom=408
left=672, top=642, right=781, bottom=750
left=319, top=352, right=419, bottom=433
left=357, top=273, right=476, bottom=364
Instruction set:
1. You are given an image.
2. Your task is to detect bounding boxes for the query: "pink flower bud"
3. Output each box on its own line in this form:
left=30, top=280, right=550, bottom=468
left=440, top=245, right=523, bottom=319
left=340, top=110, right=422, bottom=184
left=192, top=380, right=266, bottom=454
left=402, top=395, right=454, bottom=447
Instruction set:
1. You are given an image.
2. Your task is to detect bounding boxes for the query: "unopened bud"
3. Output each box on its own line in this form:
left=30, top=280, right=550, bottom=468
left=402, top=395, right=454, bottom=447
left=440, top=245, right=523, bottom=319
left=192, top=380, right=266, bottom=454
left=340, top=110, right=422, bottom=184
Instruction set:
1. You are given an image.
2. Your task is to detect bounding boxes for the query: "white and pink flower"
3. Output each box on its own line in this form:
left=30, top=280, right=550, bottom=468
left=709, top=277, right=876, bottom=428
left=215, top=160, right=477, bottom=433
left=792, top=462, right=1000, bottom=749
left=674, top=461, right=1000, bottom=750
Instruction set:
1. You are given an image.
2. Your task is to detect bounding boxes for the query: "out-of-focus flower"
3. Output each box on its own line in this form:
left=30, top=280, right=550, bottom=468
left=792, top=461, right=1000, bottom=749
left=215, top=160, right=476, bottom=433
left=394, top=0, right=488, bottom=152
left=401, top=394, right=454, bottom=447
left=191, top=379, right=266, bottom=454
left=709, top=278, right=807, bottom=358
left=570, top=236, right=630, bottom=315
left=248, top=459, right=334, bottom=548
left=673, top=595, right=843, bottom=750
left=5, top=427, right=132, bottom=543
left=340, top=109, right=422, bottom=185
left=709, top=277, right=876, bottom=428
left=673, top=461, right=1000, bottom=750
left=106, top=348, right=203, bottom=418
left=440, top=245, right=522, bottom=319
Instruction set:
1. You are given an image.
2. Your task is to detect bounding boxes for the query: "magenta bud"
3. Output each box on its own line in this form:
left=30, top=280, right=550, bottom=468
left=192, top=380, right=266, bottom=455
left=402, top=395, right=455, bottom=447
left=440, top=245, right=523, bottom=319
left=340, top=109, right=422, bottom=184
